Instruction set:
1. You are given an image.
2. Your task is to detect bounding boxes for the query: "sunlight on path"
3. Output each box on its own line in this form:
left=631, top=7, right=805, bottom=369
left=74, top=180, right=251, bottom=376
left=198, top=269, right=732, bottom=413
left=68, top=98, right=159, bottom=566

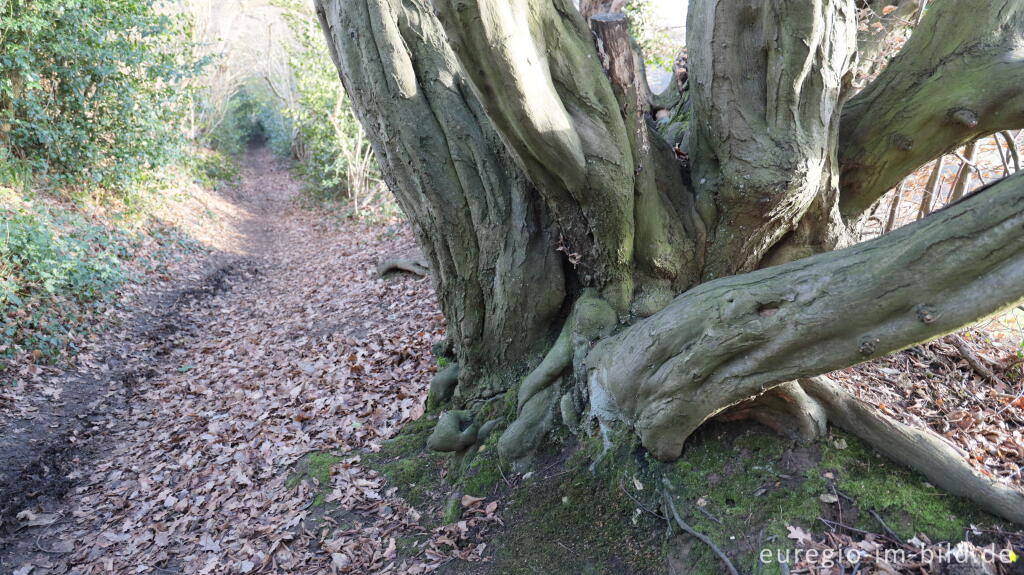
left=16, top=150, right=455, bottom=574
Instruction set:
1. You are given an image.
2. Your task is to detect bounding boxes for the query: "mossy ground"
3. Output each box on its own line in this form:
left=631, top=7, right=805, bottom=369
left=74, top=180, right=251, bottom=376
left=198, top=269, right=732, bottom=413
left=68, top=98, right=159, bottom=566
left=361, top=414, right=1011, bottom=575
left=367, top=415, right=449, bottom=508
left=286, top=451, right=343, bottom=509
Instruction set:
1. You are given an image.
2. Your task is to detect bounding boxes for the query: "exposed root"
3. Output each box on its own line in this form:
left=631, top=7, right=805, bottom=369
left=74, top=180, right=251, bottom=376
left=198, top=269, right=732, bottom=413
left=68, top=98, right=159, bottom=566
left=516, top=328, right=572, bottom=413
left=427, top=364, right=459, bottom=410
left=426, top=410, right=478, bottom=452
left=499, top=385, right=560, bottom=469
left=718, top=376, right=1024, bottom=524
left=500, top=289, right=618, bottom=467
left=376, top=256, right=430, bottom=277
left=800, top=376, right=1024, bottom=525
left=719, top=381, right=827, bottom=441
left=516, top=289, right=617, bottom=412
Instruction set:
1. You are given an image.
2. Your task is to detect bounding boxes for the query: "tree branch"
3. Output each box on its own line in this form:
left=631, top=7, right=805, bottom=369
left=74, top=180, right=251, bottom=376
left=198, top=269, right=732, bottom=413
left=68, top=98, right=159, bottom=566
left=588, top=171, right=1024, bottom=462
left=838, top=0, right=1024, bottom=221
left=434, top=0, right=638, bottom=310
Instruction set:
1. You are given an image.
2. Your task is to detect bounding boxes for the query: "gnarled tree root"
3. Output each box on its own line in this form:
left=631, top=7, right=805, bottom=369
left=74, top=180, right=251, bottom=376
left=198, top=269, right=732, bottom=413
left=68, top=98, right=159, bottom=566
left=498, top=289, right=618, bottom=467
left=376, top=256, right=430, bottom=277
left=426, top=410, right=479, bottom=452
left=729, top=377, right=1024, bottom=525
left=515, top=289, right=618, bottom=413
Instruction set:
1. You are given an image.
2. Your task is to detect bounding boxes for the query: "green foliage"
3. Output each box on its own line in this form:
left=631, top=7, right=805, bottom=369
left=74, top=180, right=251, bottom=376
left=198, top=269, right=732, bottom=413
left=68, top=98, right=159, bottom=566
left=0, top=190, right=130, bottom=360
left=205, top=83, right=290, bottom=158
left=0, top=0, right=199, bottom=200
left=187, top=149, right=241, bottom=191
left=274, top=1, right=398, bottom=221
left=624, top=0, right=678, bottom=72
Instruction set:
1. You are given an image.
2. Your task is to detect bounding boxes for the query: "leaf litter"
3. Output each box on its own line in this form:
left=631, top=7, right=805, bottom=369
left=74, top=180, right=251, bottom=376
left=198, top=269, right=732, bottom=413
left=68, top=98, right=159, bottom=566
left=4, top=150, right=499, bottom=574
left=4, top=148, right=1023, bottom=574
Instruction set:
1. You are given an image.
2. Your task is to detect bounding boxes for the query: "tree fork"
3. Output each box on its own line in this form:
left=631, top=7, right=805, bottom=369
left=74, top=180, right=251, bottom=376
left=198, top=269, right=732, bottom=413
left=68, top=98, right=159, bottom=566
left=588, top=171, right=1024, bottom=468
left=839, top=0, right=1024, bottom=222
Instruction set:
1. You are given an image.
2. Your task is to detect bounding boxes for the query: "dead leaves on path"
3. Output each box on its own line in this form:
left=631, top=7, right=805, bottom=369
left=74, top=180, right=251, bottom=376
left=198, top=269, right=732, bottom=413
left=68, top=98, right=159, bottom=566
left=21, top=160, right=497, bottom=574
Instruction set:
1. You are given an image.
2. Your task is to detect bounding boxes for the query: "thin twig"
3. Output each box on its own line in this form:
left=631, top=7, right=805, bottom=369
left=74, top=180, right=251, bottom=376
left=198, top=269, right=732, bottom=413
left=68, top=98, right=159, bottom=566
left=868, top=509, right=904, bottom=545
left=661, top=480, right=740, bottom=575
left=695, top=503, right=723, bottom=525
left=618, top=479, right=666, bottom=520
left=950, top=335, right=1001, bottom=385
left=996, top=385, right=1024, bottom=416
left=34, top=533, right=70, bottom=554
left=917, top=159, right=943, bottom=220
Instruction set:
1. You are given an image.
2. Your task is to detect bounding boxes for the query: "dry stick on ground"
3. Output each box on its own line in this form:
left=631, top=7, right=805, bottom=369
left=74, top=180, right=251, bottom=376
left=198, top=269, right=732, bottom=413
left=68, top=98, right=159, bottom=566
left=950, top=335, right=1002, bottom=385
left=376, top=257, right=430, bottom=277
left=618, top=479, right=666, bottom=520
left=868, top=509, right=906, bottom=545
left=661, top=479, right=740, bottom=575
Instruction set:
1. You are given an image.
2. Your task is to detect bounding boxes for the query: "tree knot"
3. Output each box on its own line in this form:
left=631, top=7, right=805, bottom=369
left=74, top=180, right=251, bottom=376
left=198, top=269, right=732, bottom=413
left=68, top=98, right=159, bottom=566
left=915, top=303, right=938, bottom=324
left=858, top=335, right=880, bottom=355
left=950, top=107, right=979, bottom=128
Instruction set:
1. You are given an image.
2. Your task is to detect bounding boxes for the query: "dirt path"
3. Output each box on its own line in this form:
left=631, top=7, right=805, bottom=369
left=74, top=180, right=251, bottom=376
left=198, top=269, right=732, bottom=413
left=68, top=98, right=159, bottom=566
left=0, top=148, right=452, bottom=574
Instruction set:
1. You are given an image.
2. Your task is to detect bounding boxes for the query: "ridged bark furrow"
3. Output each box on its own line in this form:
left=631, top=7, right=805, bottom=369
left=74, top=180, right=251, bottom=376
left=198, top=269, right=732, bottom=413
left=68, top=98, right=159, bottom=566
left=316, top=0, right=565, bottom=395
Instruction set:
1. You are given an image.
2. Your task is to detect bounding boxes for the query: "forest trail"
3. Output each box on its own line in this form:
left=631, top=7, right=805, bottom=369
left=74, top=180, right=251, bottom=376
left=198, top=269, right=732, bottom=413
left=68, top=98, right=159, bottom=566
left=0, top=149, right=458, bottom=574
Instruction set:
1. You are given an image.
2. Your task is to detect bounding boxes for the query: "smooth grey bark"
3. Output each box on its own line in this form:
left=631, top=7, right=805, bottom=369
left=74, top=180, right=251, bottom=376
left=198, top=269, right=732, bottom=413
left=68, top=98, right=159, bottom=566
left=315, top=0, right=565, bottom=399
left=839, top=0, right=1024, bottom=222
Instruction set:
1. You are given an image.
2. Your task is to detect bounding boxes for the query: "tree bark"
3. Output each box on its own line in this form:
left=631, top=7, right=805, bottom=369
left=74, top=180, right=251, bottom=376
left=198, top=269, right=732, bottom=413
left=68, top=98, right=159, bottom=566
left=839, top=0, right=1024, bottom=222
left=315, top=0, right=1024, bottom=525
left=315, top=0, right=566, bottom=401
left=588, top=171, right=1024, bottom=461
left=686, top=0, right=857, bottom=276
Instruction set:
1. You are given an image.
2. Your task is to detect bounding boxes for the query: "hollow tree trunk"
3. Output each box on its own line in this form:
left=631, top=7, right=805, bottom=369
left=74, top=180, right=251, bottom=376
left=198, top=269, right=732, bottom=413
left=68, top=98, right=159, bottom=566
left=316, top=0, right=1024, bottom=524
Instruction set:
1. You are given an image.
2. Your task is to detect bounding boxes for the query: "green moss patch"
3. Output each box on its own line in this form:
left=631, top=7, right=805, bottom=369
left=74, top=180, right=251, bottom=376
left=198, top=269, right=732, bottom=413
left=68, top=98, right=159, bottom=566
left=366, top=414, right=451, bottom=517
left=287, top=451, right=343, bottom=508
left=445, top=437, right=666, bottom=575
left=439, top=422, right=1009, bottom=575
left=819, top=433, right=999, bottom=541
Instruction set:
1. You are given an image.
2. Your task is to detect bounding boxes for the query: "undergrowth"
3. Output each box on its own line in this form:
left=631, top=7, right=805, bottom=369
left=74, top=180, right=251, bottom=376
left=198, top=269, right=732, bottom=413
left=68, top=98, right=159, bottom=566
left=0, top=180, right=205, bottom=366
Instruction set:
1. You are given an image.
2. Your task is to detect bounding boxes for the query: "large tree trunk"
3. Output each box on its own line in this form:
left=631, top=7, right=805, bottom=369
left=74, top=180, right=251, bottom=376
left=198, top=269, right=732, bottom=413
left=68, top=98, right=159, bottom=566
left=315, top=0, right=1024, bottom=525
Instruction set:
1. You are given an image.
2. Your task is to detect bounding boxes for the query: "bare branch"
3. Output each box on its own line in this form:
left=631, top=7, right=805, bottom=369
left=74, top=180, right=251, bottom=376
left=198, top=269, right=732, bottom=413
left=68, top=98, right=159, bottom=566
left=839, top=0, right=1024, bottom=221
left=589, top=171, right=1024, bottom=463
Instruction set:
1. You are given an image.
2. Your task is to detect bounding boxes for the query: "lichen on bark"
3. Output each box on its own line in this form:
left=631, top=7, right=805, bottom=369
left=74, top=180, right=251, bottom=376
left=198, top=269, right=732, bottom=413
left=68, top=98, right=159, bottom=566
left=315, top=0, right=1024, bottom=526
